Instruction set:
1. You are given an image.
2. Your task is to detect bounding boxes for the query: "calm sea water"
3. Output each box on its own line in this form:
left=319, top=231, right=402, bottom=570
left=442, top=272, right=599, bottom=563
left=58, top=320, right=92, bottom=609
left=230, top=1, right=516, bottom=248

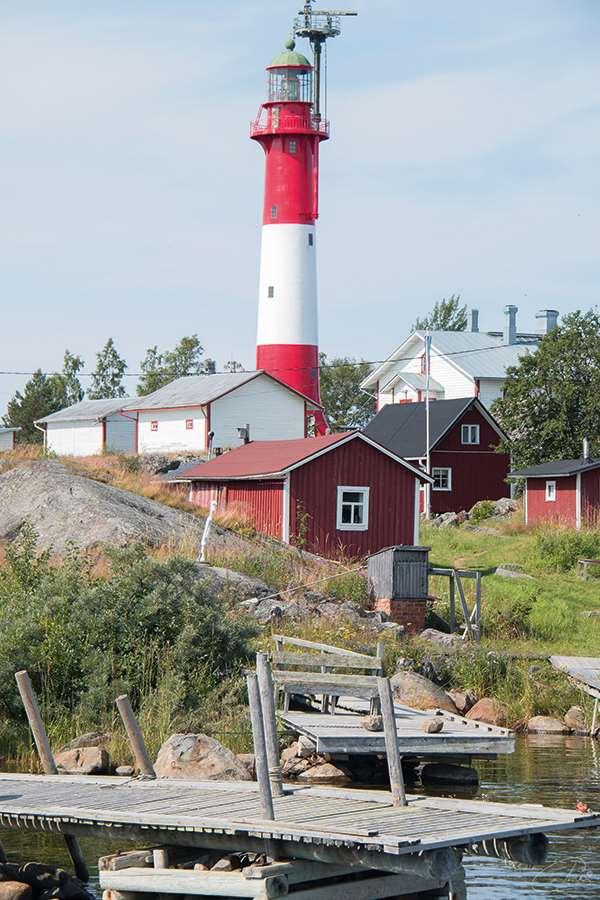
left=1, top=735, right=599, bottom=897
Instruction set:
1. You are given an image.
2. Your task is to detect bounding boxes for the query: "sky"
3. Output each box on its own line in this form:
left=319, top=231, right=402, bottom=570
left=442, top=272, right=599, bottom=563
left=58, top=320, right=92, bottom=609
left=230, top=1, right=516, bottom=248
left=1, top=0, right=599, bottom=414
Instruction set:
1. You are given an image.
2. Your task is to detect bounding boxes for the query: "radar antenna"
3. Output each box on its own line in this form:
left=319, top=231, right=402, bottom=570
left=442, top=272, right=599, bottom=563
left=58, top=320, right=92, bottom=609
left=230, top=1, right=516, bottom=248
left=294, top=0, right=357, bottom=118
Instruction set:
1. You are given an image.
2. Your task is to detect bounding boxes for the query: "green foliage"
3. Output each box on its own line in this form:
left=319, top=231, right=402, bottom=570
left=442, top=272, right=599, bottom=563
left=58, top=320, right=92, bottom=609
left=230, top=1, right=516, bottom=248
left=413, top=294, right=467, bottom=332
left=533, top=526, right=600, bottom=572
left=319, top=353, right=376, bottom=431
left=87, top=338, right=128, bottom=399
left=492, top=309, right=600, bottom=468
left=3, top=370, right=61, bottom=442
left=137, top=335, right=215, bottom=396
left=0, top=529, right=256, bottom=735
left=53, top=350, right=85, bottom=407
left=528, top=596, right=573, bottom=640
left=470, top=499, right=496, bottom=523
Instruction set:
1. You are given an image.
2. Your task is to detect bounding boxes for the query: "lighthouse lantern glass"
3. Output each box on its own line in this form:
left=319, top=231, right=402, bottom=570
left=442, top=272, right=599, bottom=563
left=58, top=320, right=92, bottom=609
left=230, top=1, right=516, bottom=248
left=268, top=67, right=312, bottom=104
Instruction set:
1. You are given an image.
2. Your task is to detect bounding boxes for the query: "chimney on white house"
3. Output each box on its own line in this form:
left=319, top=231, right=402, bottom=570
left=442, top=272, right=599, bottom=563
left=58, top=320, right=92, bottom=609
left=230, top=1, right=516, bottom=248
left=535, top=309, right=559, bottom=335
left=583, top=437, right=590, bottom=462
left=503, top=305, right=518, bottom=345
left=470, top=309, right=479, bottom=332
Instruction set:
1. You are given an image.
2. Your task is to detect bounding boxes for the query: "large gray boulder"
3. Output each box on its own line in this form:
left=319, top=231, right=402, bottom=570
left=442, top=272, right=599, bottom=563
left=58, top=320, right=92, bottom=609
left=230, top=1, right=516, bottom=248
left=154, top=734, right=251, bottom=781
left=55, top=747, right=110, bottom=775
left=527, top=716, right=569, bottom=735
left=390, top=671, right=458, bottom=713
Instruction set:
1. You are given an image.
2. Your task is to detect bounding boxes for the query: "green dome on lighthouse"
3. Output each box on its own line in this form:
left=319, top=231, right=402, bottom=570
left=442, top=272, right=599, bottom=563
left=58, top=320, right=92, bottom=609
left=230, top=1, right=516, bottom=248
left=269, top=39, right=311, bottom=68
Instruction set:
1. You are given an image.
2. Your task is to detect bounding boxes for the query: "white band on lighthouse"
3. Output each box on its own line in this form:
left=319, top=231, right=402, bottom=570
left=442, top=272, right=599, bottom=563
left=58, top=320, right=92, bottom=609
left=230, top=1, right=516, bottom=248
left=257, top=223, right=318, bottom=346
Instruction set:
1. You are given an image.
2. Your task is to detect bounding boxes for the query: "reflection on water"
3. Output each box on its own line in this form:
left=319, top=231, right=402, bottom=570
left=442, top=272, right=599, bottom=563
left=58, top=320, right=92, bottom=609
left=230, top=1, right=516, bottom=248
left=1, top=735, right=600, bottom=897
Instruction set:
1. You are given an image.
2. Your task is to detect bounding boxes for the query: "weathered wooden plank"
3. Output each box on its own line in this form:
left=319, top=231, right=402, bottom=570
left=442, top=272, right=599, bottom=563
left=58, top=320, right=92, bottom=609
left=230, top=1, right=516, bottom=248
left=272, top=652, right=382, bottom=671
left=100, top=867, right=287, bottom=898
left=271, top=635, right=378, bottom=660
left=279, top=871, right=445, bottom=899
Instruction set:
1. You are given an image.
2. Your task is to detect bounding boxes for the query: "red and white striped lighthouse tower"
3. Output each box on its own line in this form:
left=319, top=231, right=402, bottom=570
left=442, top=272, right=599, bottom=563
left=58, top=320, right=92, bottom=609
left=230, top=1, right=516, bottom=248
left=251, top=39, right=327, bottom=430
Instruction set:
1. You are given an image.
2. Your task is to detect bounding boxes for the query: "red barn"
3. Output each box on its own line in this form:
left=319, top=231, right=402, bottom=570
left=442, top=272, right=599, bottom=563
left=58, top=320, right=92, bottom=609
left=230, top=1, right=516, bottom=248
left=169, top=432, right=432, bottom=559
left=511, top=456, right=600, bottom=530
left=363, top=398, right=510, bottom=515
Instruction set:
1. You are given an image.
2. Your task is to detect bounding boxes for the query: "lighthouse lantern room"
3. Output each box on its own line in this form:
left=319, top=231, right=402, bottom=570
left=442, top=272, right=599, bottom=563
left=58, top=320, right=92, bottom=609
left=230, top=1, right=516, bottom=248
left=251, top=3, right=356, bottom=434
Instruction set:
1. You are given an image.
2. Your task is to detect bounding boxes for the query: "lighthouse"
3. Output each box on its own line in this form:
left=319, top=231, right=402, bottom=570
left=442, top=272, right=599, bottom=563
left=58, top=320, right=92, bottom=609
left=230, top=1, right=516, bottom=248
left=251, top=39, right=327, bottom=431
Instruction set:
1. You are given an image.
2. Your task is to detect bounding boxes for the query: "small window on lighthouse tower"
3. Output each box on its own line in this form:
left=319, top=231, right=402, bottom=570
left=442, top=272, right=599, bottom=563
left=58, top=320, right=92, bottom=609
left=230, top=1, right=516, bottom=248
left=308, top=233, right=314, bottom=246
left=268, top=286, right=275, bottom=298
left=289, top=139, right=297, bottom=154
left=270, top=205, right=278, bottom=220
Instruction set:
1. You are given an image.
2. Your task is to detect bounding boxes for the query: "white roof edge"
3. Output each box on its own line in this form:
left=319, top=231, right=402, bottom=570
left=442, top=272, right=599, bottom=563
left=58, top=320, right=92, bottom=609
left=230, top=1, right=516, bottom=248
left=360, top=334, right=423, bottom=389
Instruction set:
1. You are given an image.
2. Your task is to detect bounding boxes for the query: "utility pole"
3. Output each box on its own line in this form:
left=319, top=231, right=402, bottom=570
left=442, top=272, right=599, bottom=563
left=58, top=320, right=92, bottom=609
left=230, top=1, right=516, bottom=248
left=424, top=334, right=432, bottom=520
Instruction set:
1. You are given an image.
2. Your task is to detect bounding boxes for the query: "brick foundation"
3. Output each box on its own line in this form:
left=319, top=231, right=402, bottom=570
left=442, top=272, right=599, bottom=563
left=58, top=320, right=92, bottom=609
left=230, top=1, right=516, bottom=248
left=374, top=598, right=427, bottom=635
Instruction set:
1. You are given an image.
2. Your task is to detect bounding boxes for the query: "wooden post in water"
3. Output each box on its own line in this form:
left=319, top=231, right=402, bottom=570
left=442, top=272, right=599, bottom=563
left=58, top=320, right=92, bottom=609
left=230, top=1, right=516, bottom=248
left=377, top=676, right=407, bottom=808
left=256, top=653, right=284, bottom=797
left=246, top=673, right=275, bottom=821
left=116, top=695, right=156, bottom=778
left=14, top=670, right=89, bottom=883
left=592, top=698, right=599, bottom=736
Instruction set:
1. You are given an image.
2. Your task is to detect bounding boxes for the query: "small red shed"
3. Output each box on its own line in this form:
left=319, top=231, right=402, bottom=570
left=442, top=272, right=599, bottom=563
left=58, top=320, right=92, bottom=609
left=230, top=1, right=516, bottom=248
left=363, top=398, right=510, bottom=515
left=511, top=456, right=600, bottom=530
left=169, top=432, right=432, bottom=559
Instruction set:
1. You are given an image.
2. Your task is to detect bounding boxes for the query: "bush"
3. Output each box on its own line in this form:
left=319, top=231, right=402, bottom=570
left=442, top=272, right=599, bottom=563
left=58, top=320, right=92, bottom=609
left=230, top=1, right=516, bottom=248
left=528, top=596, right=573, bottom=640
left=0, top=527, right=257, bottom=736
left=470, top=499, right=496, bottom=524
left=534, top=526, right=600, bottom=572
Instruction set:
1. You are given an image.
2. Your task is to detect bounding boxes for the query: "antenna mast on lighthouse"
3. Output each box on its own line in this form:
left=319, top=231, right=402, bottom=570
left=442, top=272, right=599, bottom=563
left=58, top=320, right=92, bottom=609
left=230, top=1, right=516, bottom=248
left=294, top=1, right=357, bottom=119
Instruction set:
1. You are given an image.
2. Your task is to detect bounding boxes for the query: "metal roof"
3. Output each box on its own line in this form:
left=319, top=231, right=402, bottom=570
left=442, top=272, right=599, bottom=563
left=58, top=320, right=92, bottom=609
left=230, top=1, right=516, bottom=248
left=363, top=398, right=507, bottom=459
left=363, top=331, right=538, bottom=389
left=382, top=371, right=444, bottom=393
left=168, top=432, right=431, bottom=483
left=0, top=427, right=20, bottom=433
left=510, top=458, right=600, bottom=478
left=124, top=371, right=317, bottom=412
left=35, top=398, right=133, bottom=424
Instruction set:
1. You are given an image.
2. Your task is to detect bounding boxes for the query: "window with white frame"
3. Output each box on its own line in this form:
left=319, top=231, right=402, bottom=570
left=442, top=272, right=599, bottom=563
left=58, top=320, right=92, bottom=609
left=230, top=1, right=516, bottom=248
left=545, top=480, right=556, bottom=502
left=432, top=467, right=452, bottom=491
left=336, top=486, right=369, bottom=531
left=461, top=424, right=480, bottom=445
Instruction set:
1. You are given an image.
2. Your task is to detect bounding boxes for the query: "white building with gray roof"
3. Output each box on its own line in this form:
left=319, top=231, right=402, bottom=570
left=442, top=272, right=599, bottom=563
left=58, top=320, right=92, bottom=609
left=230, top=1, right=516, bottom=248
left=361, top=306, right=558, bottom=411
left=35, top=398, right=136, bottom=456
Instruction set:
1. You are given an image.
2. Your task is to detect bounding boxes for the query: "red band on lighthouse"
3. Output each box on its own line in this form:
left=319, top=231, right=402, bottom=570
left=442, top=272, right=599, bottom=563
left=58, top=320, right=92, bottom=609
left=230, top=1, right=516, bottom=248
left=251, top=41, right=328, bottom=432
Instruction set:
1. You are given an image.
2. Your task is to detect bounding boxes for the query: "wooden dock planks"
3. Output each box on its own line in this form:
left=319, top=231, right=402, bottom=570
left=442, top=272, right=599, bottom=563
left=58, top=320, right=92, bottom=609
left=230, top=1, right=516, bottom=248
left=0, top=772, right=596, bottom=861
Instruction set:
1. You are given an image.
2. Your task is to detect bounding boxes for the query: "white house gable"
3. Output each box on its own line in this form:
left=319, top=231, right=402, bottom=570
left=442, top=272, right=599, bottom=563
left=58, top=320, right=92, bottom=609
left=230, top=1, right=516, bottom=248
left=210, top=374, right=306, bottom=449
left=47, top=421, right=104, bottom=457
left=137, top=408, right=207, bottom=455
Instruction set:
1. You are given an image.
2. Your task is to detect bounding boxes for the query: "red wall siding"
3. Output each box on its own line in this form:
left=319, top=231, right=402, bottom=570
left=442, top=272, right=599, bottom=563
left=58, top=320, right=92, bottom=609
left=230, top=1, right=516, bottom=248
left=289, top=439, right=416, bottom=558
left=190, top=480, right=284, bottom=539
left=526, top=476, right=577, bottom=527
left=582, top=469, right=600, bottom=528
left=430, top=406, right=510, bottom=514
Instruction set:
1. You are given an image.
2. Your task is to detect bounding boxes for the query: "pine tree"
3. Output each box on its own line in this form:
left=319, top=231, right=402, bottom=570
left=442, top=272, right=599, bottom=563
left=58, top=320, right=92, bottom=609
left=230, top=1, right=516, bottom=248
left=3, top=370, right=61, bottom=443
left=137, top=335, right=214, bottom=396
left=87, top=338, right=128, bottom=399
left=413, top=294, right=467, bottom=332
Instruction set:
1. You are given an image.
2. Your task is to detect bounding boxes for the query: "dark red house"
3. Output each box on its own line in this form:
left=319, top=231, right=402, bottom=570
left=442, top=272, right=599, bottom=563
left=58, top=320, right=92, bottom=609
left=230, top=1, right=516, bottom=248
left=511, top=456, right=600, bottom=530
left=363, top=398, right=510, bottom=515
left=169, top=432, right=432, bottom=559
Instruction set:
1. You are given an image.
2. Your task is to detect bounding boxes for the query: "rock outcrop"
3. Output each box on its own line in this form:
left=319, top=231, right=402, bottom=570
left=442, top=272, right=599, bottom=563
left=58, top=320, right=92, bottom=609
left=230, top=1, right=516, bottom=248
left=465, top=697, right=507, bottom=726
left=527, top=716, right=569, bottom=735
left=55, top=747, right=110, bottom=775
left=154, top=734, right=252, bottom=781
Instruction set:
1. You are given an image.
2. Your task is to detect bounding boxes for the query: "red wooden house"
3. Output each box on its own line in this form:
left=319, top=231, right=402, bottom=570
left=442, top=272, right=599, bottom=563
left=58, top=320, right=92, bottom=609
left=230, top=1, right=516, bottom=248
left=511, top=455, right=600, bottom=530
left=363, top=398, right=510, bottom=515
left=169, top=432, right=432, bottom=559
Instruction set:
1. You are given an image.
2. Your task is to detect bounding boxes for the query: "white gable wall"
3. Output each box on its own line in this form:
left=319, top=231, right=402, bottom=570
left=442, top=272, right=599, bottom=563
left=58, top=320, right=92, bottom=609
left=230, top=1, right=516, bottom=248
left=376, top=336, right=475, bottom=409
left=477, top=378, right=504, bottom=408
left=137, top=408, right=207, bottom=455
left=211, top=375, right=305, bottom=448
left=0, top=432, right=15, bottom=451
left=46, top=421, right=104, bottom=456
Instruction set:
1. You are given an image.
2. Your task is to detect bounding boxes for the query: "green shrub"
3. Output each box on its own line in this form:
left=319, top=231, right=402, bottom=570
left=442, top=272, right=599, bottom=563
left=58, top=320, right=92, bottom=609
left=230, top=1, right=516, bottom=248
left=483, top=592, right=534, bottom=639
left=470, top=499, right=496, bottom=524
left=534, top=526, right=600, bottom=572
left=528, top=596, right=573, bottom=640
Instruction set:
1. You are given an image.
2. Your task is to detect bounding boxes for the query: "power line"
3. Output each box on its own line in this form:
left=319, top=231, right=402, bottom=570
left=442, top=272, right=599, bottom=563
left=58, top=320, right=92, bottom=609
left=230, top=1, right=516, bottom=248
left=0, top=341, right=536, bottom=380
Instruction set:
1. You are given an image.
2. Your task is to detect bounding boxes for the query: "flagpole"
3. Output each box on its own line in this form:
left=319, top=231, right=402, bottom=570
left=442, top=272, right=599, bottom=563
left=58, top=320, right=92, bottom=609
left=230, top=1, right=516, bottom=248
left=425, top=334, right=432, bottom=520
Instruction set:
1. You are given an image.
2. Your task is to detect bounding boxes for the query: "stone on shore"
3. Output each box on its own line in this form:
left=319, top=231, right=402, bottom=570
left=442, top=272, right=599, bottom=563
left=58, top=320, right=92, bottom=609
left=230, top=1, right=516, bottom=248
left=419, top=628, right=463, bottom=649
left=55, top=747, right=110, bottom=775
left=527, top=716, right=569, bottom=734
left=446, top=689, right=477, bottom=715
left=59, top=731, right=112, bottom=752
left=564, top=706, right=588, bottom=734
left=0, top=884, right=32, bottom=900
left=296, top=762, right=352, bottom=785
left=360, top=714, right=384, bottom=732
left=115, top=765, right=135, bottom=777
left=465, top=697, right=507, bottom=726
left=420, top=762, right=479, bottom=786
left=236, top=753, right=256, bottom=778
left=154, top=734, right=251, bottom=781
left=390, top=671, right=458, bottom=713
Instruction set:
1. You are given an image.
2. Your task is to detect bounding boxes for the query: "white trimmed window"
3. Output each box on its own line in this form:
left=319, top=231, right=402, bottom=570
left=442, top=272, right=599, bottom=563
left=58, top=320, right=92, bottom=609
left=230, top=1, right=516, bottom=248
left=432, top=467, right=452, bottom=491
left=545, top=480, right=556, bottom=502
left=336, top=486, right=369, bottom=531
left=461, top=424, right=480, bottom=445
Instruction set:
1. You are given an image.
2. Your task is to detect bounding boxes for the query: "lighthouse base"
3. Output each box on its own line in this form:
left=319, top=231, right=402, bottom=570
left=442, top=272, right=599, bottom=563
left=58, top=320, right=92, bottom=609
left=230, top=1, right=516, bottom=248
left=257, top=343, right=327, bottom=434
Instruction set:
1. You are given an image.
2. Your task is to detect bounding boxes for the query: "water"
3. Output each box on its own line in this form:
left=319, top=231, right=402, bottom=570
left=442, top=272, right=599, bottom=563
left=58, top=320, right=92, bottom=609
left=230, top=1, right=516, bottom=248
left=2, top=735, right=600, bottom=897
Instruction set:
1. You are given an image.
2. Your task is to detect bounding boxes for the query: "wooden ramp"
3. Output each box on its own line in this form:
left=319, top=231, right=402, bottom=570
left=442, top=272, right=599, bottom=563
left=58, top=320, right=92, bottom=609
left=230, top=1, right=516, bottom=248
left=281, top=697, right=514, bottom=758
left=0, top=773, right=596, bottom=864
left=550, top=655, right=600, bottom=733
